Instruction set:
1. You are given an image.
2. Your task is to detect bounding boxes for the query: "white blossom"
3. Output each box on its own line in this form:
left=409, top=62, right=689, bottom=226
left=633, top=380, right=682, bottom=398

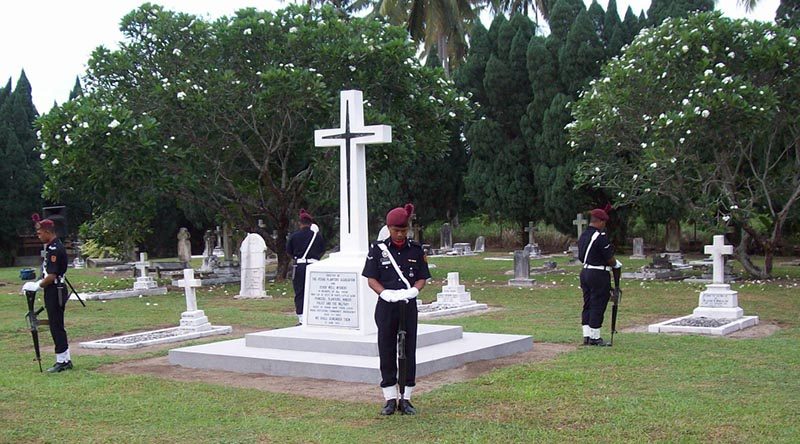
left=40, top=153, right=46, bottom=160
left=670, top=157, right=677, bottom=163
left=65, top=136, right=73, bottom=145
left=177, top=91, right=187, bottom=100
left=632, top=174, right=638, bottom=181
left=649, top=162, right=658, bottom=169
left=701, top=45, right=709, bottom=53
left=349, top=65, right=356, bottom=72
left=722, top=215, right=731, bottom=222
left=172, top=48, right=182, bottom=56
left=728, top=51, right=735, bottom=58
left=701, top=110, right=710, bottom=118
left=682, top=45, right=689, bottom=53
left=289, top=27, right=297, bottom=33
left=108, top=119, right=120, bottom=129
left=243, top=28, right=252, bottom=35
left=51, top=158, right=60, bottom=165
left=81, top=122, right=89, bottom=128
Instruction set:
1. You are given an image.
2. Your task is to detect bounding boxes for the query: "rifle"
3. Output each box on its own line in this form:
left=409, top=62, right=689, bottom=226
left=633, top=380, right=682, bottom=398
left=24, top=290, right=47, bottom=372
left=397, top=299, right=408, bottom=401
left=610, top=266, right=622, bottom=347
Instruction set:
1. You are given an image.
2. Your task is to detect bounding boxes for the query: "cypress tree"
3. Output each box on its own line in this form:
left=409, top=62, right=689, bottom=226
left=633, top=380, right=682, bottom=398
left=548, top=0, right=585, bottom=43
left=558, top=10, right=604, bottom=96
left=776, top=0, right=800, bottom=29
left=647, top=0, right=713, bottom=26
left=69, top=76, right=83, bottom=100
left=603, top=0, right=621, bottom=44
left=587, top=0, right=606, bottom=42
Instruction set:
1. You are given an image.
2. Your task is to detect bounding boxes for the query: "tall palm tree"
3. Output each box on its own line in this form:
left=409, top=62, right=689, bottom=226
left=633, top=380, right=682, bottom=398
left=378, top=0, right=480, bottom=75
left=735, top=0, right=760, bottom=12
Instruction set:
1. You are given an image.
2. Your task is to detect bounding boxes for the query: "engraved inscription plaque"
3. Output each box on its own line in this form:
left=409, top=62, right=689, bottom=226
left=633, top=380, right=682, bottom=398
left=307, top=271, right=359, bottom=328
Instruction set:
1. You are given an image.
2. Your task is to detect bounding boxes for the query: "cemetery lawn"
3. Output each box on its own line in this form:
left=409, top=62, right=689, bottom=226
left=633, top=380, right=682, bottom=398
left=1, top=255, right=799, bottom=443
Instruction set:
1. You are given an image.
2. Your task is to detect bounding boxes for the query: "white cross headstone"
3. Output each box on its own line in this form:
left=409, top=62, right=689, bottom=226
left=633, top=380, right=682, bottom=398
left=314, top=90, right=391, bottom=257
left=524, top=221, right=537, bottom=246
left=573, top=213, right=587, bottom=237
left=704, top=235, right=734, bottom=284
left=132, top=253, right=157, bottom=290
left=134, top=252, right=149, bottom=278
left=177, top=268, right=203, bottom=313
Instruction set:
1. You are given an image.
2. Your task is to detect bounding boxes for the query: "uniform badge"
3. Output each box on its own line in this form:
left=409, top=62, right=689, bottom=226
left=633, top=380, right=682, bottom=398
left=381, top=250, right=389, bottom=258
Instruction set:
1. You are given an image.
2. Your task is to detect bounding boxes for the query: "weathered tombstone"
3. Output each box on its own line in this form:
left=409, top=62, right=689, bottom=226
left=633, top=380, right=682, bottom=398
left=236, top=233, right=269, bottom=299
left=133, top=253, right=157, bottom=290
left=222, top=223, right=234, bottom=263
left=663, top=218, right=686, bottom=266
left=508, top=250, right=535, bottom=286
left=198, top=230, right=216, bottom=273
left=212, top=225, right=224, bottom=258
left=440, top=223, right=453, bottom=252
left=72, top=239, right=86, bottom=269
left=630, top=237, right=646, bottom=259
left=451, top=243, right=474, bottom=256
left=169, top=90, right=531, bottom=382
left=569, top=213, right=587, bottom=263
left=649, top=235, right=758, bottom=335
left=524, top=221, right=537, bottom=247
left=572, top=213, right=587, bottom=237
left=177, top=228, right=192, bottom=265
left=474, top=236, right=485, bottom=253
left=409, top=213, right=421, bottom=242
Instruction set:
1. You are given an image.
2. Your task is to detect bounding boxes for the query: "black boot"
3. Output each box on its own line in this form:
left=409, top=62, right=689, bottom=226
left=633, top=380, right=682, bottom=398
left=398, top=399, right=416, bottom=415
left=380, top=399, right=397, bottom=415
left=588, top=338, right=611, bottom=347
left=583, top=336, right=590, bottom=345
left=47, top=361, right=73, bottom=373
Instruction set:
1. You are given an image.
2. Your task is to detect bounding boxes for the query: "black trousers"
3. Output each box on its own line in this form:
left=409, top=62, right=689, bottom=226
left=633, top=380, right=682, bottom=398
left=580, top=269, right=611, bottom=329
left=292, top=264, right=307, bottom=315
left=375, top=299, right=418, bottom=388
left=43, top=285, right=69, bottom=354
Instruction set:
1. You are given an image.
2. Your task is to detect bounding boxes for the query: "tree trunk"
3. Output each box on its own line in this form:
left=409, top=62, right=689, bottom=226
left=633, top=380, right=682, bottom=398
left=736, top=226, right=769, bottom=279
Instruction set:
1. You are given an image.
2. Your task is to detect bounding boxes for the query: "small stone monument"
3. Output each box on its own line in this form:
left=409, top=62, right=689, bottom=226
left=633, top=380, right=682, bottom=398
left=440, top=223, right=453, bottom=252
left=212, top=225, right=224, bottom=258
left=662, top=219, right=687, bottom=266
left=198, top=229, right=217, bottom=273
left=524, top=221, right=542, bottom=258
left=72, top=239, right=86, bottom=269
left=474, top=236, right=485, bottom=253
left=236, top=233, right=270, bottom=299
left=449, top=242, right=475, bottom=256
left=648, top=235, right=758, bottom=335
left=418, top=272, right=488, bottom=319
left=508, top=250, right=535, bottom=286
left=630, top=237, right=646, bottom=260
left=569, top=213, right=586, bottom=262
left=132, top=253, right=158, bottom=290
left=177, top=228, right=192, bottom=265
left=622, top=253, right=685, bottom=280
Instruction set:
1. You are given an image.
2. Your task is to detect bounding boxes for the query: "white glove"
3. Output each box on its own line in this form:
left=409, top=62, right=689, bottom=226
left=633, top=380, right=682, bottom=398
left=613, top=259, right=623, bottom=269
left=310, top=223, right=319, bottom=233
left=22, top=280, right=42, bottom=294
left=379, top=289, right=401, bottom=303
left=399, top=287, right=419, bottom=302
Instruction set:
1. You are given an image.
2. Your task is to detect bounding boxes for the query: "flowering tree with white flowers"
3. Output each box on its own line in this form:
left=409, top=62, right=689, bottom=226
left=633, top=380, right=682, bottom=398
left=37, top=3, right=470, bottom=277
left=569, top=12, right=800, bottom=278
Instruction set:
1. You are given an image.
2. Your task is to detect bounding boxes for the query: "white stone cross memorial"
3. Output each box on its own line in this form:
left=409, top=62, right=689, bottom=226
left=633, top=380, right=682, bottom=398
left=237, top=233, right=269, bottom=299
left=573, top=213, right=586, bottom=237
left=705, top=235, right=733, bottom=284
left=315, top=90, right=391, bottom=258
left=303, top=90, right=391, bottom=334
left=132, top=252, right=157, bottom=290
left=176, top=269, right=211, bottom=331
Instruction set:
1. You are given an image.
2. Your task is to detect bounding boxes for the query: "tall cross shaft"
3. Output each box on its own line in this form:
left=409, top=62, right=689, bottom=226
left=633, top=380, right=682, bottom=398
left=704, top=235, right=733, bottom=284
left=315, top=90, right=391, bottom=255
left=524, top=221, right=536, bottom=245
left=573, top=213, right=586, bottom=237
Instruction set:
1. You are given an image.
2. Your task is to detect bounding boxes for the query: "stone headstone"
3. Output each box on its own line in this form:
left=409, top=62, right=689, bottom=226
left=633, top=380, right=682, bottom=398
left=236, top=233, right=269, bottom=299
left=508, top=250, right=535, bottom=286
left=662, top=219, right=687, bottom=266
left=212, top=225, right=224, bottom=258
left=440, top=223, right=453, bottom=251
left=649, top=235, right=758, bottom=335
left=651, top=254, right=672, bottom=269
left=630, top=237, right=646, bottom=259
left=222, top=223, right=234, bottom=263
left=133, top=253, right=157, bottom=290
left=417, top=272, right=488, bottom=319
left=451, top=243, right=474, bottom=256
left=524, top=221, right=537, bottom=246
left=177, top=227, right=192, bottom=265
left=474, top=236, right=485, bottom=253
left=72, top=239, right=86, bottom=269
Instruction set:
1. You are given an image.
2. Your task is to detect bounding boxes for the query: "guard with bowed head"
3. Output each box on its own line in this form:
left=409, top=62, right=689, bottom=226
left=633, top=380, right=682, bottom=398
left=286, top=209, right=326, bottom=325
left=362, top=203, right=430, bottom=416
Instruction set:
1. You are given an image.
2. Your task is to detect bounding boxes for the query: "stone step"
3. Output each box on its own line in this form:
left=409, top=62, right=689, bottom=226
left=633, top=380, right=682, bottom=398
left=244, top=324, right=463, bottom=356
left=169, top=328, right=533, bottom=384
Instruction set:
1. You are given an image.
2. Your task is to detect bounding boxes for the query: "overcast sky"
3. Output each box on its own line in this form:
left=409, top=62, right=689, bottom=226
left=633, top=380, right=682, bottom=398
left=0, top=0, right=780, bottom=113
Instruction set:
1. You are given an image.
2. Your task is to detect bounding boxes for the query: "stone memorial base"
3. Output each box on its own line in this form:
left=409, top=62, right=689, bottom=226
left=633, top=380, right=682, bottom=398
left=171, top=274, right=240, bottom=287
left=417, top=301, right=489, bottom=319
left=508, top=278, right=536, bottom=287
left=133, top=277, right=158, bottom=290
left=168, top=324, right=531, bottom=383
left=648, top=283, right=758, bottom=335
left=622, top=268, right=685, bottom=281
left=629, top=254, right=646, bottom=260
left=80, top=325, right=233, bottom=349
left=235, top=292, right=271, bottom=299
left=70, top=287, right=167, bottom=301
left=647, top=315, right=759, bottom=336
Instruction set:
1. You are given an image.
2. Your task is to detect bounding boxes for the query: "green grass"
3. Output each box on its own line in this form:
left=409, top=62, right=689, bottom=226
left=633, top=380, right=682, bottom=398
left=1, top=253, right=799, bottom=443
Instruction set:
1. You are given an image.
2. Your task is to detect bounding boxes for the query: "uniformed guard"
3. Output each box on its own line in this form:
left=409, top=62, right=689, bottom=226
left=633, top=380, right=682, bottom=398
left=285, top=209, right=325, bottom=325
left=21, top=215, right=73, bottom=372
left=362, top=203, right=430, bottom=416
left=577, top=205, right=622, bottom=346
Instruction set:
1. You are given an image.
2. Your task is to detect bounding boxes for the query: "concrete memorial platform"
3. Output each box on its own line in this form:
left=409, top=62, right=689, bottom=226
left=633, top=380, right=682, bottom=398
left=169, top=90, right=532, bottom=380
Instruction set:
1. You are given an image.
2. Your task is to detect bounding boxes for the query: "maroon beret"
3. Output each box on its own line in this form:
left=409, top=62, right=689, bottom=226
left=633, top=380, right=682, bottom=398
left=299, top=209, right=313, bottom=223
left=386, top=203, right=414, bottom=227
left=37, top=219, right=55, bottom=230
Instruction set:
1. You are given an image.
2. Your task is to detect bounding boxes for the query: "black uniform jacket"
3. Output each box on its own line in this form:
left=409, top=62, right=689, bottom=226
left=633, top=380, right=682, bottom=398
left=286, top=227, right=326, bottom=260
left=44, top=238, right=68, bottom=286
left=362, top=238, right=431, bottom=290
left=577, top=226, right=614, bottom=267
